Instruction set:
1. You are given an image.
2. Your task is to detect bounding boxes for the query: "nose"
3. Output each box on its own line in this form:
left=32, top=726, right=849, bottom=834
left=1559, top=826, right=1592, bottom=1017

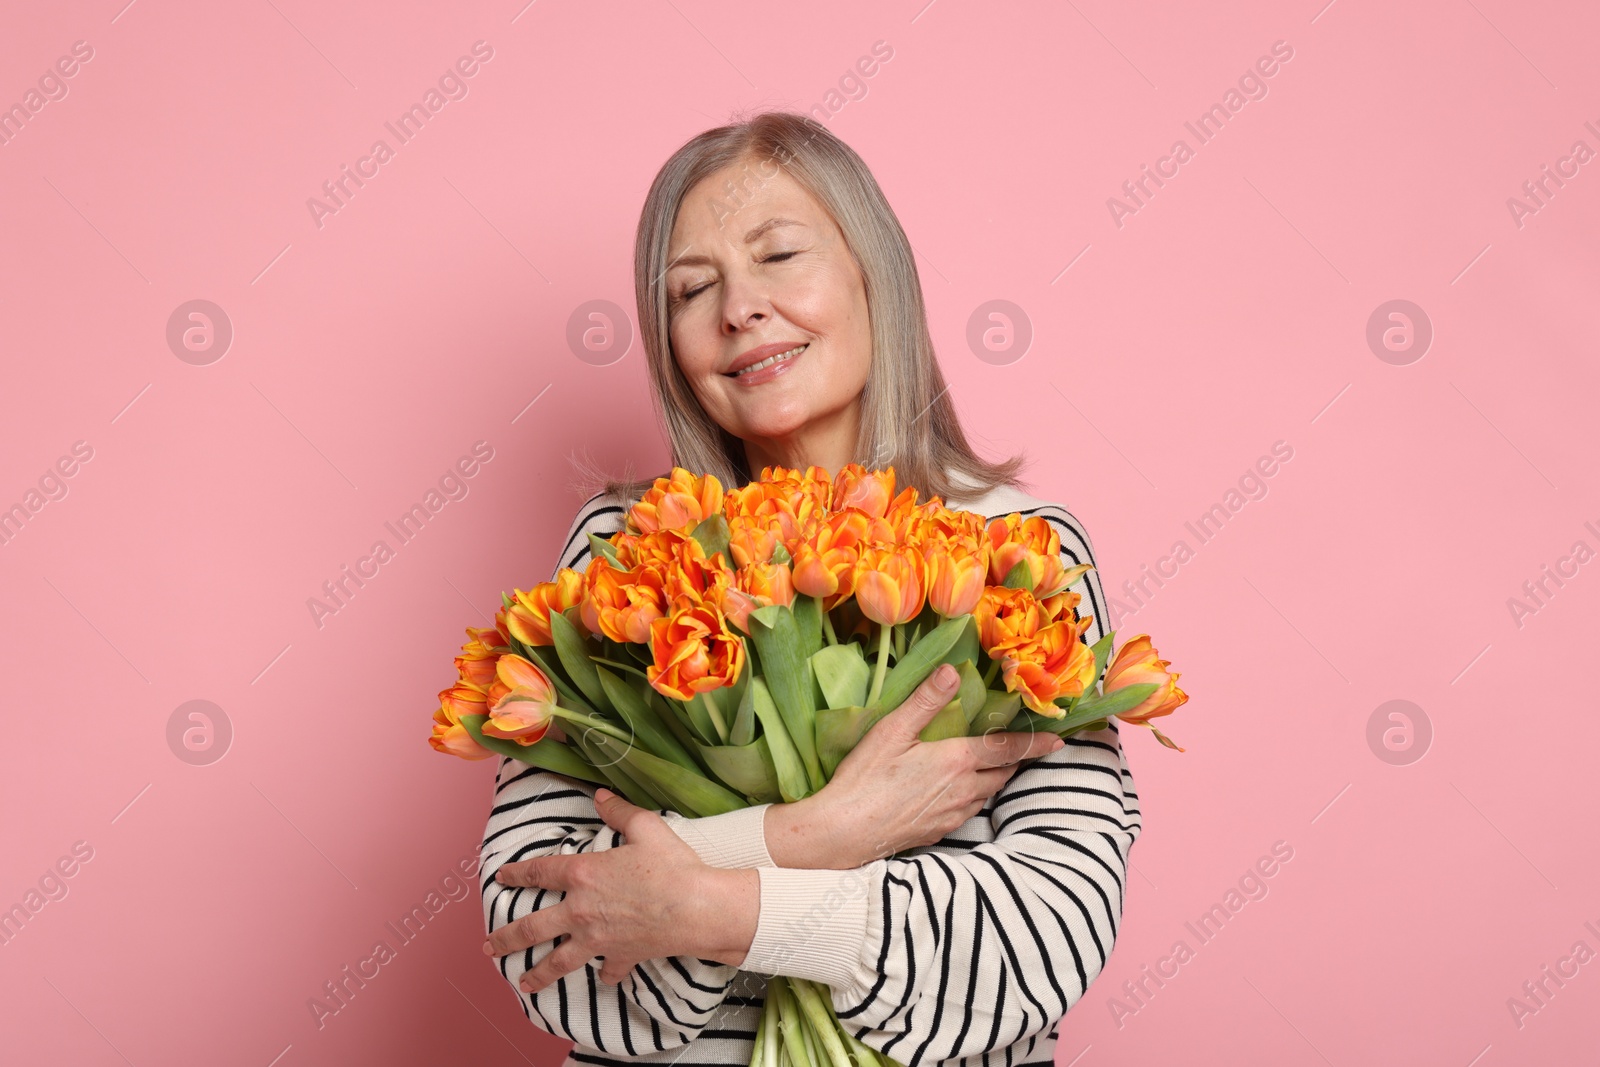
left=719, top=267, right=771, bottom=335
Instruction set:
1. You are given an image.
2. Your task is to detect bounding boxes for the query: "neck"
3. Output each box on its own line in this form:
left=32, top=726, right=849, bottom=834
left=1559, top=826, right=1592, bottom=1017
left=740, top=404, right=860, bottom=479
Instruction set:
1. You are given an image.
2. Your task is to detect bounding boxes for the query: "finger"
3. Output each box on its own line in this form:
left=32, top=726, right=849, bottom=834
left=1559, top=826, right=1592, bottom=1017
left=593, top=787, right=638, bottom=831
left=495, top=854, right=577, bottom=890
left=519, top=935, right=593, bottom=994
left=598, top=955, right=639, bottom=985
left=485, top=902, right=568, bottom=958
left=972, top=728, right=1064, bottom=767
left=971, top=763, right=1019, bottom=797
left=881, top=663, right=961, bottom=738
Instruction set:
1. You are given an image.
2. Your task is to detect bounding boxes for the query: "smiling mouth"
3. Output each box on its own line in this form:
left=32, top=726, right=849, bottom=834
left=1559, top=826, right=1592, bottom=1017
left=727, top=343, right=807, bottom=378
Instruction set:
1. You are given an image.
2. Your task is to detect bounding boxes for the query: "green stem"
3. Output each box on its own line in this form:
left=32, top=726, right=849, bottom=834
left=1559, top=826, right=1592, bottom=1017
left=592, top=656, right=650, bottom=681
left=699, top=691, right=729, bottom=744
left=548, top=707, right=633, bottom=747
left=789, top=978, right=854, bottom=1067
left=819, top=599, right=838, bottom=646
left=865, top=623, right=892, bottom=707
left=983, top=658, right=1001, bottom=687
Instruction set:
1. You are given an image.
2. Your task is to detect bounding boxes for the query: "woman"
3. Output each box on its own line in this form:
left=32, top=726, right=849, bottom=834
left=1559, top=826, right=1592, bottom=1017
left=479, top=111, right=1141, bottom=1067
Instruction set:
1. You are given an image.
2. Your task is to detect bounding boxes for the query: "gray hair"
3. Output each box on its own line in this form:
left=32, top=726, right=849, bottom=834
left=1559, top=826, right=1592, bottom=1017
left=613, top=108, right=1021, bottom=504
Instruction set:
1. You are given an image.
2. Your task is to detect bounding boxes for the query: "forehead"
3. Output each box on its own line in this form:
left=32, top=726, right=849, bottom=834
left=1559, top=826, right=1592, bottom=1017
left=667, top=160, right=832, bottom=260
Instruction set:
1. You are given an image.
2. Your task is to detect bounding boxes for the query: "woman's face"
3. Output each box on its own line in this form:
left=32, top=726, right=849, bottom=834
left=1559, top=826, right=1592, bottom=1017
left=664, top=158, right=873, bottom=460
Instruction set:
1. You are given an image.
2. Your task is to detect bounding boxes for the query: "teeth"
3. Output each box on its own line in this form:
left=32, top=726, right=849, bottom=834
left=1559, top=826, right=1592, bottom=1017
left=736, top=344, right=806, bottom=377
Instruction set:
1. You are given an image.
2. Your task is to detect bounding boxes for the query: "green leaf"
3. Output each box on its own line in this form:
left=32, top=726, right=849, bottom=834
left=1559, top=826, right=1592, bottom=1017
left=811, top=643, right=871, bottom=709
left=748, top=605, right=824, bottom=791
left=548, top=609, right=608, bottom=710
left=750, top=677, right=812, bottom=802
left=970, top=690, right=1024, bottom=734
left=919, top=697, right=968, bottom=743
left=873, top=615, right=971, bottom=713
left=955, top=660, right=986, bottom=724
left=649, top=690, right=714, bottom=770
left=592, top=734, right=749, bottom=817
left=1072, top=682, right=1160, bottom=720
left=696, top=736, right=781, bottom=804
left=515, top=641, right=596, bottom=714
left=676, top=689, right=719, bottom=747
left=729, top=677, right=758, bottom=748
left=459, top=713, right=608, bottom=785
left=588, top=532, right=622, bottom=567
left=814, top=704, right=887, bottom=780
left=1089, top=630, right=1115, bottom=688
left=595, top=666, right=700, bottom=773
left=500, top=591, right=514, bottom=609
left=583, top=735, right=672, bottom=809
left=1003, top=559, right=1033, bottom=591
left=566, top=729, right=659, bottom=806
left=691, top=514, right=732, bottom=562
left=791, top=594, right=823, bottom=658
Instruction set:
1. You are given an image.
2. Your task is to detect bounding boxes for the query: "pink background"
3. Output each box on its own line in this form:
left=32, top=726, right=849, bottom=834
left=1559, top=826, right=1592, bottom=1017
left=2, top=0, right=1596, bottom=1064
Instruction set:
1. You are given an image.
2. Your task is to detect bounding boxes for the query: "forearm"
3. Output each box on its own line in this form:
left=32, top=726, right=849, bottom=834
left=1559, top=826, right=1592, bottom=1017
left=694, top=866, right=762, bottom=968
left=763, top=795, right=865, bottom=869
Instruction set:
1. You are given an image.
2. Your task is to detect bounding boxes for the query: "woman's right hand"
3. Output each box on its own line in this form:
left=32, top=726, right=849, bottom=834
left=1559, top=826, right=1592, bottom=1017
left=764, top=663, right=1066, bottom=870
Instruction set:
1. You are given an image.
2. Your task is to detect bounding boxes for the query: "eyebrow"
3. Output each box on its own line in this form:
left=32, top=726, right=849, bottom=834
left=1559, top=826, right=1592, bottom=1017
left=666, top=217, right=805, bottom=270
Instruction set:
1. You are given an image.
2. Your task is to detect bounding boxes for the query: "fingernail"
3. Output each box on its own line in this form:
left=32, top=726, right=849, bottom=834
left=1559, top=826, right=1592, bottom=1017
left=935, top=664, right=956, bottom=687
left=482, top=941, right=494, bottom=955
left=1049, top=738, right=1065, bottom=752
left=595, top=787, right=611, bottom=801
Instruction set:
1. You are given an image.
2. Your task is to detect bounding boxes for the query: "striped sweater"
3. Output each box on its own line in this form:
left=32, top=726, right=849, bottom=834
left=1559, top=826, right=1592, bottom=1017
left=479, top=480, right=1143, bottom=1067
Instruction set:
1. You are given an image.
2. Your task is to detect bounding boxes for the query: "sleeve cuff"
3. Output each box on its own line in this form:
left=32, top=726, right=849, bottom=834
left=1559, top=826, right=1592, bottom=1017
left=739, top=863, right=881, bottom=989
left=661, top=803, right=775, bottom=868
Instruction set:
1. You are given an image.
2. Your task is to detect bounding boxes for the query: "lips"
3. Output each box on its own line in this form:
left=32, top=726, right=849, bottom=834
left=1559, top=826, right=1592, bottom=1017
left=725, top=342, right=808, bottom=377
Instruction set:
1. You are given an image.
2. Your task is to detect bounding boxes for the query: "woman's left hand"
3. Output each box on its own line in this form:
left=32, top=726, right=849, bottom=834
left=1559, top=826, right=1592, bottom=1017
left=483, top=788, right=755, bottom=992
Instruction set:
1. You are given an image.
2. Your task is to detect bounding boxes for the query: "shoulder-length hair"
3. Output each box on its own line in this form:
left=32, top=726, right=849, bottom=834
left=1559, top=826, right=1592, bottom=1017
left=614, top=109, right=1021, bottom=504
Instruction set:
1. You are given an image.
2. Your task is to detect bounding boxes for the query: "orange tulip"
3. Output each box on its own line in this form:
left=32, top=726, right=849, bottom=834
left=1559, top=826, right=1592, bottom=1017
left=482, top=653, right=558, bottom=745
left=833, top=463, right=900, bottom=518
left=580, top=563, right=667, bottom=645
left=853, top=544, right=927, bottom=625
left=505, top=569, right=584, bottom=647
left=925, top=542, right=988, bottom=617
left=1103, top=635, right=1189, bottom=725
left=453, top=623, right=508, bottom=689
left=973, top=585, right=1046, bottom=655
left=999, top=615, right=1098, bottom=715
left=790, top=510, right=868, bottom=604
left=627, top=469, right=724, bottom=535
left=430, top=702, right=493, bottom=759
left=646, top=603, right=747, bottom=701
left=719, top=560, right=797, bottom=631
left=986, top=514, right=1077, bottom=598
left=728, top=521, right=782, bottom=568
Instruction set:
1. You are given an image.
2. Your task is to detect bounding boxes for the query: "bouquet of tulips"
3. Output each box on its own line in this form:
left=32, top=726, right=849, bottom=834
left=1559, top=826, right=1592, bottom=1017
left=432, top=465, right=1187, bottom=1067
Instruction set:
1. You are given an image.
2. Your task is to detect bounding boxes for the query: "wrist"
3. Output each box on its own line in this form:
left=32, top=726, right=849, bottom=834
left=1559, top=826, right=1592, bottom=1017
left=694, top=865, right=760, bottom=968
left=764, top=794, right=851, bottom=869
